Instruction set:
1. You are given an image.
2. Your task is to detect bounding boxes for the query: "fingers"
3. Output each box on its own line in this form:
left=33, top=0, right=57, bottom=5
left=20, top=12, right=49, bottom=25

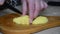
left=0, top=0, right=5, bottom=5
left=43, top=2, right=48, bottom=9
left=22, top=0, right=48, bottom=23
left=22, top=0, right=27, bottom=15
left=40, top=0, right=45, bottom=10
left=40, top=0, right=48, bottom=11
left=40, top=0, right=46, bottom=11
left=34, top=0, right=48, bottom=18
left=40, top=0, right=48, bottom=10
left=27, top=0, right=35, bottom=23
left=34, top=0, right=40, bottom=18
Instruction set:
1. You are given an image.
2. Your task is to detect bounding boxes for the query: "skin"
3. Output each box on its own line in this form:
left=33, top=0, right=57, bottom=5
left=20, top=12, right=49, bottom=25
left=0, top=0, right=48, bottom=23
left=0, top=0, right=5, bottom=5
left=22, top=0, right=48, bottom=23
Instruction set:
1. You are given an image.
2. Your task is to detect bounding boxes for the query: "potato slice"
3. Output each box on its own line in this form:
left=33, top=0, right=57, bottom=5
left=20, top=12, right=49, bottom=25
left=33, top=16, right=48, bottom=25
left=13, top=15, right=29, bottom=25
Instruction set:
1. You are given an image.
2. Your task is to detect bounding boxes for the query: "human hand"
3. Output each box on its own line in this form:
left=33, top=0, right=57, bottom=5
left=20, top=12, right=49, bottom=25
left=0, top=0, right=5, bottom=5
left=22, top=0, right=48, bottom=23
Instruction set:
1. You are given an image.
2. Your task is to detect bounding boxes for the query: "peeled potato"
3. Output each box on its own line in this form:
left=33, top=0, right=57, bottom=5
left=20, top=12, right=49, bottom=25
left=13, top=15, right=29, bottom=25
left=32, top=16, right=48, bottom=25
left=13, top=15, right=48, bottom=25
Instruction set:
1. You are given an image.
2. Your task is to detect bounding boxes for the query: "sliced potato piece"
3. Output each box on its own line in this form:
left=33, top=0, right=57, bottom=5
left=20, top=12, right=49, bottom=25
left=13, top=15, right=29, bottom=25
left=33, top=16, right=48, bottom=25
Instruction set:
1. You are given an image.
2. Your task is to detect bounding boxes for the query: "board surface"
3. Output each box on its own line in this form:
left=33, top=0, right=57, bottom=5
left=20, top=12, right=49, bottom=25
left=0, top=13, right=60, bottom=34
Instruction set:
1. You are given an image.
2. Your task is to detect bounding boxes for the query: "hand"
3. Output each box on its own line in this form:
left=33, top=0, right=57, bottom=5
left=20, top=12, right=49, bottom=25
left=0, top=0, right=5, bottom=5
left=22, top=0, right=48, bottom=23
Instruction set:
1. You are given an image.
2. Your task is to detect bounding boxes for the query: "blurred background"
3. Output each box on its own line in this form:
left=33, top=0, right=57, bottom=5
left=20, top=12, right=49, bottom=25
left=0, top=0, right=60, bottom=34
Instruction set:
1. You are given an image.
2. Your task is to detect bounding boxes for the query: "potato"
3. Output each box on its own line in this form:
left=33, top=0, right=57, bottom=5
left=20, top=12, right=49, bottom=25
left=13, top=15, right=29, bottom=25
left=32, top=16, right=48, bottom=25
left=13, top=16, right=48, bottom=25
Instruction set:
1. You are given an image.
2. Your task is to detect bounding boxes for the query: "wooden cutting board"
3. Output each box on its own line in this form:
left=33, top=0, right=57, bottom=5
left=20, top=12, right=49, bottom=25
left=0, top=13, right=60, bottom=34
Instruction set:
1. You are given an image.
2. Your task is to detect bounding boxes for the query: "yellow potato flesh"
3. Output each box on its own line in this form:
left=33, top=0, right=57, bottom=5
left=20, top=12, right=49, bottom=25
left=32, top=16, right=48, bottom=25
left=13, top=15, right=29, bottom=25
left=13, top=16, right=48, bottom=25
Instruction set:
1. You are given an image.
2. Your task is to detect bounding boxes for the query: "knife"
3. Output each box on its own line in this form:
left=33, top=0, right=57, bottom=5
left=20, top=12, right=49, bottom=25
left=0, top=0, right=22, bottom=14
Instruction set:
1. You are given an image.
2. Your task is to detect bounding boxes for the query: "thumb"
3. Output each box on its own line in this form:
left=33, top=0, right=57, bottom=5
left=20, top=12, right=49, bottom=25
left=0, top=0, right=5, bottom=5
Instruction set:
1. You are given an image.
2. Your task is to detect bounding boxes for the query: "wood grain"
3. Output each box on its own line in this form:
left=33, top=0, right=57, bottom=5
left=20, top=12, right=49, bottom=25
left=0, top=13, right=60, bottom=34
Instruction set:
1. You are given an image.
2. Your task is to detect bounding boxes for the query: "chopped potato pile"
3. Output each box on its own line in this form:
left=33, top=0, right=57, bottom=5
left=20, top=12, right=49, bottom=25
left=13, top=15, right=48, bottom=25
